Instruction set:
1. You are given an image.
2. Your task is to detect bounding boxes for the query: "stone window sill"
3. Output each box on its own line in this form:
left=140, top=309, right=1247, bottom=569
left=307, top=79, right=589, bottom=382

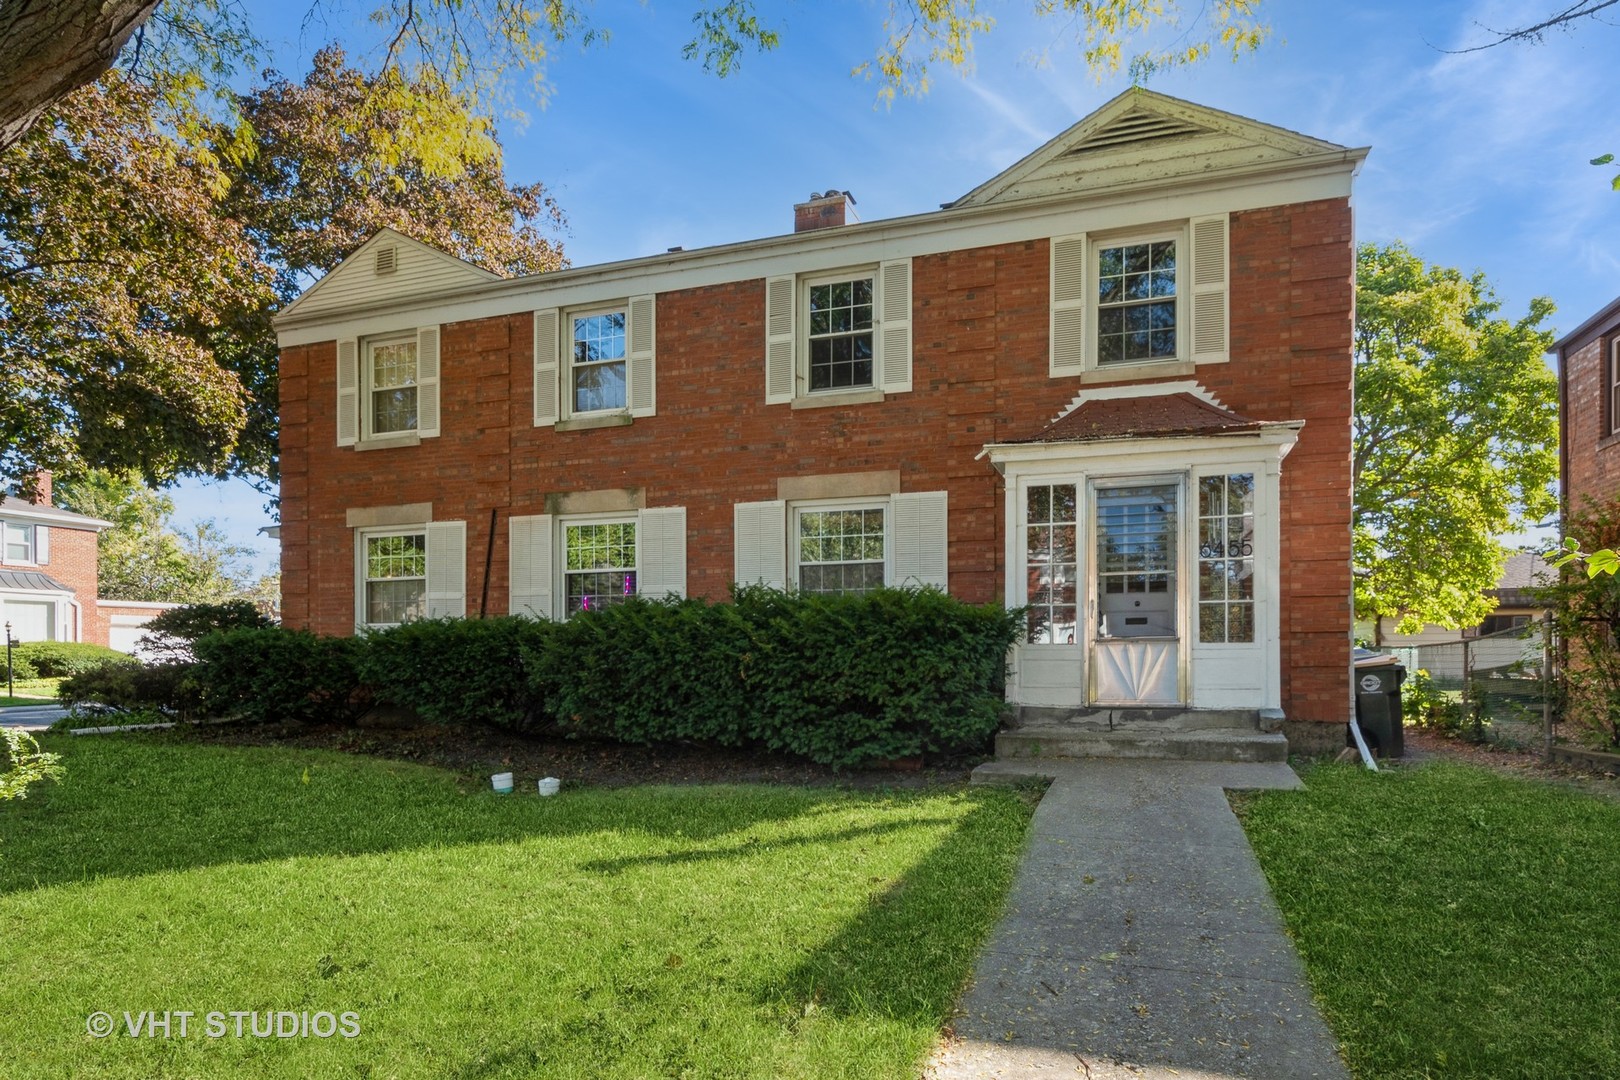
left=791, top=388, right=886, bottom=410
left=355, top=434, right=422, bottom=452
left=555, top=414, right=634, bottom=433
left=1077, top=360, right=1197, bottom=385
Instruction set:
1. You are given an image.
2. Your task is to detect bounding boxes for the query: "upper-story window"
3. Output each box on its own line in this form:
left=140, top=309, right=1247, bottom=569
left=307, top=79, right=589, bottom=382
left=806, top=275, right=875, bottom=392
left=1049, top=215, right=1227, bottom=378
left=366, top=335, right=418, bottom=437
left=570, top=308, right=628, bottom=415
left=1096, top=238, right=1177, bottom=365
left=3, top=521, right=33, bottom=563
left=1609, top=338, right=1620, bottom=437
left=763, top=260, right=912, bottom=405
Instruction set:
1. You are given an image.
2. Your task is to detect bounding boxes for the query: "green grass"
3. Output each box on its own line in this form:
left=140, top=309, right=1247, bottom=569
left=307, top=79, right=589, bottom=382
left=1238, top=761, right=1620, bottom=1079
left=0, top=735, right=1035, bottom=1079
left=0, top=677, right=61, bottom=706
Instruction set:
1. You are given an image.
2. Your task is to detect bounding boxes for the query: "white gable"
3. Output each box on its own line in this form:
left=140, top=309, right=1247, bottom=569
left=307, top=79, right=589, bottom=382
left=279, top=229, right=503, bottom=321
left=952, top=88, right=1359, bottom=208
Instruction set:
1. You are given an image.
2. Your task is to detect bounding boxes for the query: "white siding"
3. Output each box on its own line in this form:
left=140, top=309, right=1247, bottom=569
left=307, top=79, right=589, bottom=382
left=290, top=237, right=498, bottom=320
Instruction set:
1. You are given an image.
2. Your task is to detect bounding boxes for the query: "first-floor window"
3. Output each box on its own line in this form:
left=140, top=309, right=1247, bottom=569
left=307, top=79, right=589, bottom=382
left=364, top=531, right=427, bottom=625
left=3, top=521, right=33, bottom=563
left=796, top=506, right=885, bottom=595
left=1196, top=473, right=1255, bottom=643
left=1025, top=484, right=1078, bottom=644
left=564, top=521, right=637, bottom=615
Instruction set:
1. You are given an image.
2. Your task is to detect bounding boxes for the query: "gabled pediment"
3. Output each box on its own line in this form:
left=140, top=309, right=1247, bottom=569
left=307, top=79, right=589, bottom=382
left=952, top=88, right=1359, bottom=208
left=278, top=228, right=503, bottom=323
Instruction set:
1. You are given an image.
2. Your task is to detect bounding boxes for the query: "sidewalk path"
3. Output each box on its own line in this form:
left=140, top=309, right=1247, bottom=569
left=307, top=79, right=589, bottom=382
left=930, top=759, right=1349, bottom=1079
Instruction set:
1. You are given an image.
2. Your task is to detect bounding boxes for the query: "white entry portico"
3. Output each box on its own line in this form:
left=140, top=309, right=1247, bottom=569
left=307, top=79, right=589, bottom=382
left=983, top=382, right=1301, bottom=714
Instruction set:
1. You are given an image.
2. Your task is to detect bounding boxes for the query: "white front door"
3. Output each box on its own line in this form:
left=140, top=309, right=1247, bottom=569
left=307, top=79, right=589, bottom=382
left=1088, top=480, right=1182, bottom=705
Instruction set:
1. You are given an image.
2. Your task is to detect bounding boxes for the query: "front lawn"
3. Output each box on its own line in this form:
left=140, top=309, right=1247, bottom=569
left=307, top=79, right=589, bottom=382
left=0, top=735, right=1035, bottom=1078
left=1238, top=761, right=1620, bottom=1079
left=0, top=676, right=61, bottom=706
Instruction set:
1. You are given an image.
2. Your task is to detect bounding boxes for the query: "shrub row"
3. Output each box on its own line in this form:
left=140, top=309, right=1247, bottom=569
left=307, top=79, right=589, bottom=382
left=57, top=588, right=1021, bottom=768
left=3, top=641, right=126, bottom=680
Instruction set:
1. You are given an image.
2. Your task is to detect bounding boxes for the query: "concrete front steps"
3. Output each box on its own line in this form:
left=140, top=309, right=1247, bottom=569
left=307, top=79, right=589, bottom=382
left=992, top=706, right=1289, bottom=764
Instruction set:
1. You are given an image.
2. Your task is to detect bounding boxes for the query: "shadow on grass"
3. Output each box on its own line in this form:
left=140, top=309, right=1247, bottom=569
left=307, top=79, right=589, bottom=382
left=758, top=794, right=1033, bottom=1025
left=576, top=817, right=960, bottom=874
left=0, top=733, right=918, bottom=895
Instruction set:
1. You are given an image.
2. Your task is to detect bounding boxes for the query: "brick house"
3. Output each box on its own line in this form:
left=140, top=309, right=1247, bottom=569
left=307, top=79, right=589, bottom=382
left=0, top=472, right=112, bottom=645
left=274, top=89, right=1365, bottom=751
left=1556, top=295, right=1620, bottom=512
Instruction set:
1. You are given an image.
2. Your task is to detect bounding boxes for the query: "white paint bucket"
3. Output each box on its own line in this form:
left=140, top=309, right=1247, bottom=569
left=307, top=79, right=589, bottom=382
left=491, top=772, right=514, bottom=794
left=537, top=777, right=561, bottom=797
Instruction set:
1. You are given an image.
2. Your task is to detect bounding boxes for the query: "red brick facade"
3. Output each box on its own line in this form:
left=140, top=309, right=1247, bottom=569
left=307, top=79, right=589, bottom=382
left=1558, top=300, right=1620, bottom=513
left=0, top=487, right=107, bottom=645
left=279, top=198, right=1354, bottom=730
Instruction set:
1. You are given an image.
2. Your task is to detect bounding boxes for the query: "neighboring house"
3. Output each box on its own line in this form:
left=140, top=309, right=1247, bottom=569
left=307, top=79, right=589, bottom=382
left=273, top=88, right=1365, bottom=752
left=0, top=473, right=111, bottom=645
left=1370, top=551, right=1553, bottom=647
left=1557, top=295, right=1620, bottom=512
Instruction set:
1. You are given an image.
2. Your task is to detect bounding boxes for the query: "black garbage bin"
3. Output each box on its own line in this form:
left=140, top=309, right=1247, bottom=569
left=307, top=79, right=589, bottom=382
left=1350, top=649, right=1406, bottom=758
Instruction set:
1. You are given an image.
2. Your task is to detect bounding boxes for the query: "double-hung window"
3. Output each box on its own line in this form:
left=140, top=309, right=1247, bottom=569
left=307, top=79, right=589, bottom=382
left=794, top=504, right=886, bottom=595
left=1049, top=215, right=1227, bottom=376
left=562, top=520, right=637, bottom=614
left=1095, top=239, right=1177, bottom=365
left=362, top=530, right=427, bottom=626
left=805, top=275, right=875, bottom=392
left=3, top=521, right=33, bottom=564
left=1610, top=339, right=1620, bottom=437
left=366, top=335, right=419, bottom=437
left=570, top=308, right=628, bottom=415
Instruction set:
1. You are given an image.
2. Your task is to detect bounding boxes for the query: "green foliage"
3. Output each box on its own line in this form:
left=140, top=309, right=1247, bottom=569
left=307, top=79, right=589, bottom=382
left=1540, top=501, right=1620, bottom=747
left=1353, top=241, right=1558, bottom=634
left=1400, top=668, right=1465, bottom=736
left=0, top=728, right=62, bottom=801
left=359, top=616, right=554, bottom=731
left=142, top=600, right=275, bottom=661
left=56, top=659, right=202, bottom=718
left=193, top=628, right=367, bottom=725
left=0, top=653, right=39, bottom=681
left=54, top=470, right=258, bottom=602
left=10, top=641, right=125, bottom=678
left=539, top=587, right=1020, bottom=768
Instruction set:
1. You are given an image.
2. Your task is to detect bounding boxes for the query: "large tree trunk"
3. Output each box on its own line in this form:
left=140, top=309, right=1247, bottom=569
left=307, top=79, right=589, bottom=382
left=0, top=0, right=160, bottom=152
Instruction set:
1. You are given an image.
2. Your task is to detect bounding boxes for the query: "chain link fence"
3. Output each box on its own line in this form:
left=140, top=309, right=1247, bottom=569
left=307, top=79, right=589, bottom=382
left=1386, top=616, right=1554, bottom=747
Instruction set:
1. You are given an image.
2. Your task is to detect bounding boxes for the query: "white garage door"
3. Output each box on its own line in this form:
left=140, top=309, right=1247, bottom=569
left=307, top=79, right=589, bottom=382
left=4, top=600, right=55, bottom=643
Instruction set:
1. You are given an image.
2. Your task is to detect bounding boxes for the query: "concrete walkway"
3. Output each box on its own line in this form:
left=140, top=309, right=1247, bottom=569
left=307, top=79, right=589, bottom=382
left=929, top=760, right=1348, bottom=1080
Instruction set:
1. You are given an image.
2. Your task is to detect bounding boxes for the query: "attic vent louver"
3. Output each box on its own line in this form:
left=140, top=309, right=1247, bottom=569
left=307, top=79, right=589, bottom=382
left=1066, top=111, right=1207, bottom=154
left=375, top=247, right=398, bottom=275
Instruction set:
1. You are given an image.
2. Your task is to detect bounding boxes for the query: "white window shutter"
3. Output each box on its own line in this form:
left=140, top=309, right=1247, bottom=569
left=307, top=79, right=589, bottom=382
left=1050, top=234, right=1087, bottom=376
left=509, top=514, right=554, bottom=619
left=425, top=520, right=467, bottom=619
left=636, top=507, right=687, bottom=599
left=627, top=294, right=657, bottom=417
left=878, top=258, right=912, bottom=393
left=1190, top=213, right=1229, bottom=363
left=891, top=491, right=949, bottom=591
left=336, top=339, right=360, bottom=446
left=733, top=500, right=787, bottom=588
left=35, top=525, right=48, bottom=565
left=764, top=275, right=795, bottom=404
left=416, top=325, right=441, bottom=437
left=533, top=308, right=560, bottom=427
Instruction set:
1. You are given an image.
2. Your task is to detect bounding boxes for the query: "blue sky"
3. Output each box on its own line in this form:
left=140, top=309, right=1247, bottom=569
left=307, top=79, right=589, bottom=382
left=172, top=0, right=1617, bottom=573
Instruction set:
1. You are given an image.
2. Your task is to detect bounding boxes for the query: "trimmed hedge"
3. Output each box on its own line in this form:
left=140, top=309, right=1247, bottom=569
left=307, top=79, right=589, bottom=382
left=1, top=654, right=39, bottom=681
left=141, top=601, right=276, bottom=662
left=193, top=628, right=367, bottom=725
left=358, top=616, right=553, bottom=731
left=57, top=660, right=201, bottom=717
left=536, top=586, right=1020, bottom=768
left=11, top=641, right=126, bottom=678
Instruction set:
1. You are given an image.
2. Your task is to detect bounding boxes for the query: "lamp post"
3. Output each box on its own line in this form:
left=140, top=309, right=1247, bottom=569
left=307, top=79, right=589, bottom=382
left=4, top=620, right=12, bottom=699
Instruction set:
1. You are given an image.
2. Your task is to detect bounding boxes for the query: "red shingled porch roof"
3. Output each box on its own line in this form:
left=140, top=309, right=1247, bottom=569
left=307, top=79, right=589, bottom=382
left=1009, top=392, right=1267, bottom=444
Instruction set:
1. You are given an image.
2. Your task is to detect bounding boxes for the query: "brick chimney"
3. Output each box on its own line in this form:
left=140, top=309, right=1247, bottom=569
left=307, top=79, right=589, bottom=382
left=794, top=190, right=858, bottom=233
left=30, top=470, right=51, bottom=505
